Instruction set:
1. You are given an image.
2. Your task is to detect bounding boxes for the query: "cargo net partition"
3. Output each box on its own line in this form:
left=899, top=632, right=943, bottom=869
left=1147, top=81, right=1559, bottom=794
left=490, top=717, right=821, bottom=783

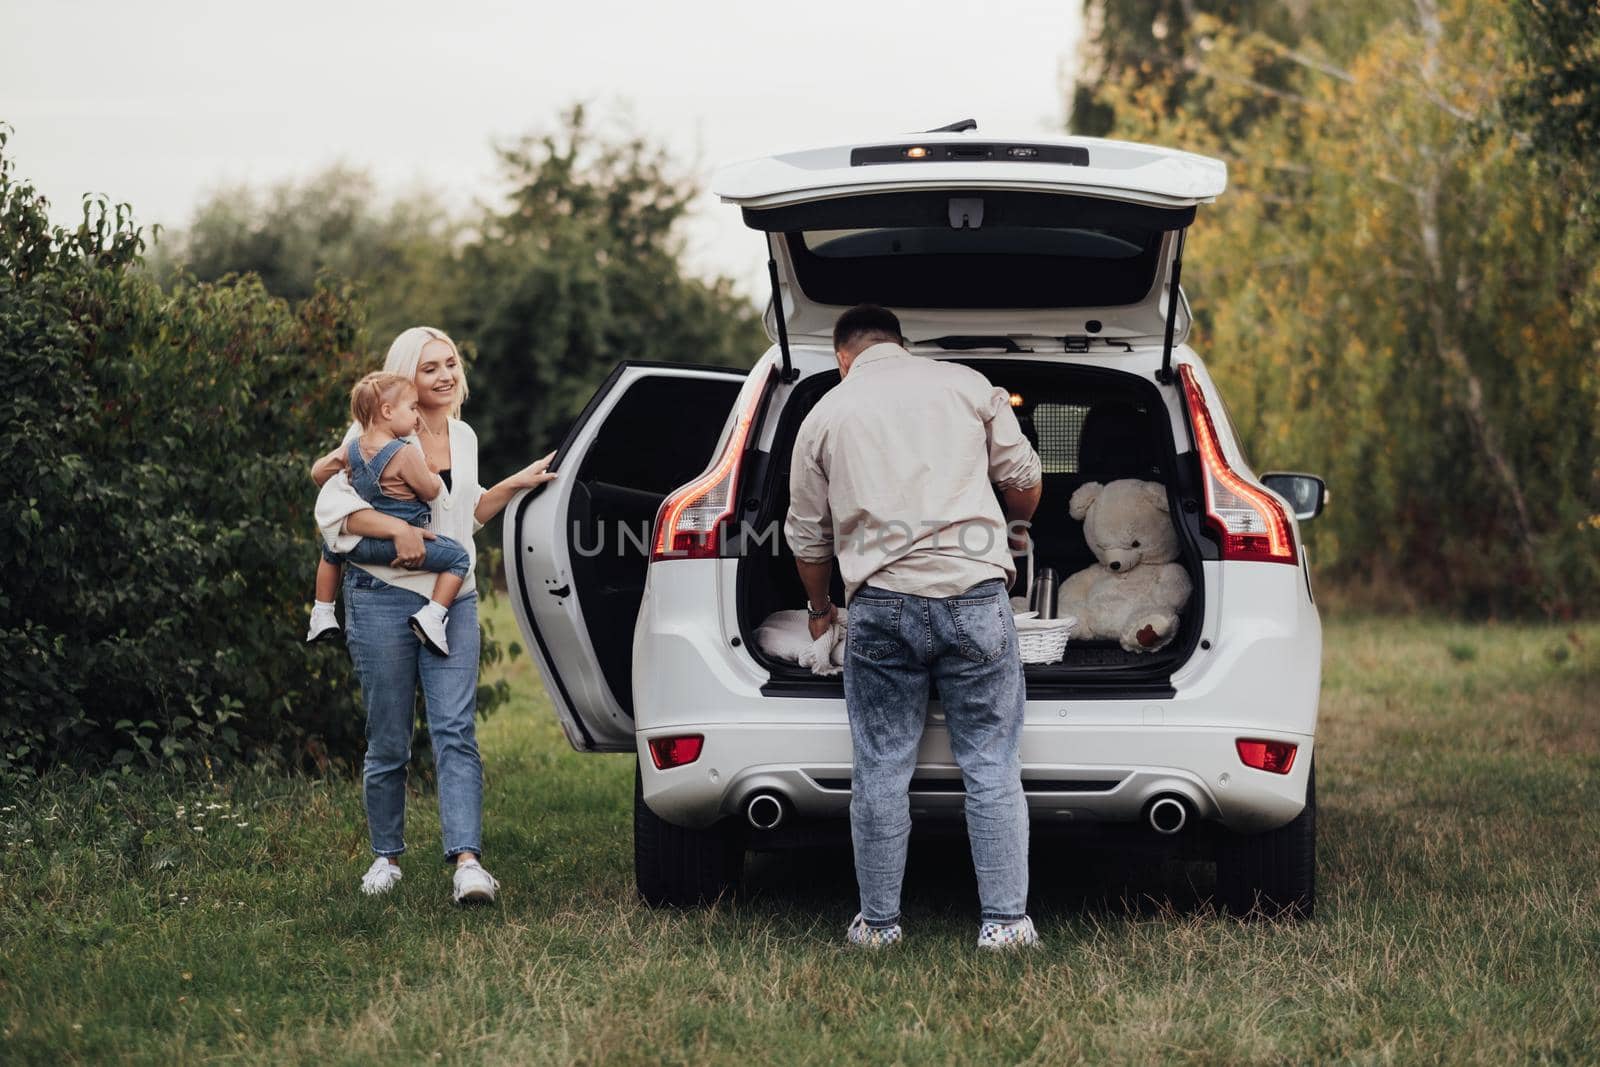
left=1025, top=402, right=1091, bottom=474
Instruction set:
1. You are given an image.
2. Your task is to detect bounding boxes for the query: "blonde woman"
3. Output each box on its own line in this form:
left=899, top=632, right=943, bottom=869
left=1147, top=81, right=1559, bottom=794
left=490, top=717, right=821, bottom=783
left=314, top=326, right=555, bottom=903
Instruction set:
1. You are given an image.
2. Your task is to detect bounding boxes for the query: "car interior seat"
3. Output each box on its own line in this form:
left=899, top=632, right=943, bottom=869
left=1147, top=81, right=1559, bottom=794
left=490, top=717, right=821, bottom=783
left=1022, top=401, right=1164, bottom=614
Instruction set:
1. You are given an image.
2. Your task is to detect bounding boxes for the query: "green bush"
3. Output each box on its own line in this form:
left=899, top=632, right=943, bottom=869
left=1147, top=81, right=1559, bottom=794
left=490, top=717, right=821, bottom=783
left=0, top=128, right=504, bottom=778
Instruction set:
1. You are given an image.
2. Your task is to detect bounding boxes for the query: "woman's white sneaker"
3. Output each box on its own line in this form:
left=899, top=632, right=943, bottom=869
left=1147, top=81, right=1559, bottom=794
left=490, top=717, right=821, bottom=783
left=360, top=858, right=402, bottom=895
left=452, top=859, right=498, bottom=904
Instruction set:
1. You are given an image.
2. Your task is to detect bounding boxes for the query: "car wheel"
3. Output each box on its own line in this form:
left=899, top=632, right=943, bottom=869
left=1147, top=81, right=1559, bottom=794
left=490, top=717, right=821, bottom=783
left=1215, top=761, right=1316, bottom=920
left=633, top=761, right=744, bottom=907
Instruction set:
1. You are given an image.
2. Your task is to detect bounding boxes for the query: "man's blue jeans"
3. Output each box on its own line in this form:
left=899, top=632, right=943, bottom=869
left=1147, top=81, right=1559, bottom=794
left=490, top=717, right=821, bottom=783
left=842, top=576, right=1029, bottom=926
left=343, top=567, right=483, bottom=861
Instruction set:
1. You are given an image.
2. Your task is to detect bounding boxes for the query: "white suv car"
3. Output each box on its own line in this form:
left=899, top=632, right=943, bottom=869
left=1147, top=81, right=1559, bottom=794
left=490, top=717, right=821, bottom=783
left=507, top=126, right=1325, bottom=919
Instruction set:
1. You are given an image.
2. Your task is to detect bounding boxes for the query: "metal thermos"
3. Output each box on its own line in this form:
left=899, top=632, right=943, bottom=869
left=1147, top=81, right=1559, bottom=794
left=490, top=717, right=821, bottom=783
left=1030, top=567, right=1059, bottom=620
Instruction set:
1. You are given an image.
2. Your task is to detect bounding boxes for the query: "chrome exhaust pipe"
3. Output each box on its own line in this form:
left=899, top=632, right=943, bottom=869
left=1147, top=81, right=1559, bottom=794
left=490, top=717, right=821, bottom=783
left=745, top=792, right=787, bottom=831
left=1146, top=795, right=1190, bottom=835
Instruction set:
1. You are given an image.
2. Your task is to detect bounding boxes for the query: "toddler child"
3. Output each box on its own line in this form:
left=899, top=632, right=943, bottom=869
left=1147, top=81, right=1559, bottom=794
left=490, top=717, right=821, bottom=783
left=306, top=372, right=470, bottom=656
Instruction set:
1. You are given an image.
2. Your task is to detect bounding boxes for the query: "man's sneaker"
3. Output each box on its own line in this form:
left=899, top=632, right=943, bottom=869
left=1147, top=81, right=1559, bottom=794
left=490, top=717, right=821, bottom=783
left=452, top=859, right=498, bottom=905
left=360, top=858, right=402, bottom=896
left=977, top=915, right=1041, bottom=951
left=409, top=609, right=450, bottom=656
left=307, top=609, right=342, bottom=643
left=845, top=913, right=903, bottom=948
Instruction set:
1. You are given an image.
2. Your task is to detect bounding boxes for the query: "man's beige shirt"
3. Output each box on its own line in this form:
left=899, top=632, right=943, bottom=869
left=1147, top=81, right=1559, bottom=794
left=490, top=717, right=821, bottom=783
left=784, top=343, right=1042, bottom=604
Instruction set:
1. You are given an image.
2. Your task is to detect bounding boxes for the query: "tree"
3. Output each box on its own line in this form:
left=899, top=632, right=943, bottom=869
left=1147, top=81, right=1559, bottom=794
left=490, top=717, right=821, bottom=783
left=153, top=107, right=768, bottom=497
left=152, top=167, right=461, bottom=346
left=1502, top=0, right=1600, bottom=183
left=1069, top=0, right=1396, bottom=135
left=1075, top=0, right=1600, bottom=615
left=448, top=106, right=765, bottom=481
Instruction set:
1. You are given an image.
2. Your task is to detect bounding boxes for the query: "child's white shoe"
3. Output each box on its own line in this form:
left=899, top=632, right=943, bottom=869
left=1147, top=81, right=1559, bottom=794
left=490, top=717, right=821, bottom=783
left=409, top=606, right=450, bottom=656
left=306, top=604, right=342, bottom=643
left=360, top=857, right=402, bottom=896
left=452, top=859, right=499, bottom=904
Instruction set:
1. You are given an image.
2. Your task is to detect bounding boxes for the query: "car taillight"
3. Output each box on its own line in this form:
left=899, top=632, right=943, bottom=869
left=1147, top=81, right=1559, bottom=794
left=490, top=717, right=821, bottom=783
left=1178, top=364, right=1297, bottom=564
left=647, top=734, right=704, bottom=770
left=651, top=370, right=771, bottom=561
left=1236, top=738, right=1297, bottom=774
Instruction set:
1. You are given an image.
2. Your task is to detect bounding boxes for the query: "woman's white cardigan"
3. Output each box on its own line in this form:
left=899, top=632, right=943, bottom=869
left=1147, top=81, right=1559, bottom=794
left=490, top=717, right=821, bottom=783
left=315, top=419, right=485, bottom=599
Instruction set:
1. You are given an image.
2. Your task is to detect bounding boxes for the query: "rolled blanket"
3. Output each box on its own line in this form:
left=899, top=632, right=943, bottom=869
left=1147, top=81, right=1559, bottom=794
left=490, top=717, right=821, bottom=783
left=798, top=613, right=847, bottom=677
left=754, top=608, right=849, bottom=677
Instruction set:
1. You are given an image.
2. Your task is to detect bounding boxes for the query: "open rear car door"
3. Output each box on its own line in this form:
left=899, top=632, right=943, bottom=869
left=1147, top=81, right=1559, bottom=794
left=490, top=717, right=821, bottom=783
left=506, top=361, right=745, bottom=751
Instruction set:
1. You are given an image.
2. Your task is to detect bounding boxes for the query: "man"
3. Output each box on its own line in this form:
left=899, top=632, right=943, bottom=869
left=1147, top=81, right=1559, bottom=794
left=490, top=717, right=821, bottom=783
left=784, top=304, right=1045, bottom=950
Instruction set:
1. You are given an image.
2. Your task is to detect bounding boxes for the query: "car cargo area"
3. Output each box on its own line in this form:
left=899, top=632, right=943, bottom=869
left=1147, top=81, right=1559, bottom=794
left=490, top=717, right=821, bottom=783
left=736, top=357, right=1205, bottom=694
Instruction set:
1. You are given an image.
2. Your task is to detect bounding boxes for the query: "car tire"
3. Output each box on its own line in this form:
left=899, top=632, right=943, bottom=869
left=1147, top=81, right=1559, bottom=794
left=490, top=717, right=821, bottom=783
left=634, top=761, right=744, bottom=907
left=1215, top=762, right=1316, bottom=920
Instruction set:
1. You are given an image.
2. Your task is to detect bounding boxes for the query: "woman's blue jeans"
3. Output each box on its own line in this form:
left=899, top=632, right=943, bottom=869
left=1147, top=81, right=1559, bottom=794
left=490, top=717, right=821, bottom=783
left=842, top=576, right=1029, bottom=926
left=344, top=567, right=483, bottom=862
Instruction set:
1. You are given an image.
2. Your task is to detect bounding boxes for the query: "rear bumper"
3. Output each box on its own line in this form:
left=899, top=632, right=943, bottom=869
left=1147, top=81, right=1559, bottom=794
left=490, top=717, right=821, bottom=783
left=635, top=557, right=1320, bottom=834
left=640, top=722, right=1313, bottom=833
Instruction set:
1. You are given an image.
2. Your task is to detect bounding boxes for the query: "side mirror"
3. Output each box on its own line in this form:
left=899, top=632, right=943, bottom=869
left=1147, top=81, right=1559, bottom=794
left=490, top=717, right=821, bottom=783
left=1260, top=472, right=1328, bottom=521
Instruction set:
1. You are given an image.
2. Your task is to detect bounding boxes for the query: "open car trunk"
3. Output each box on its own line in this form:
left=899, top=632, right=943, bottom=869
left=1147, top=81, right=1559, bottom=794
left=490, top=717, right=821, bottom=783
left=737, top=357, right=1205, bottom=698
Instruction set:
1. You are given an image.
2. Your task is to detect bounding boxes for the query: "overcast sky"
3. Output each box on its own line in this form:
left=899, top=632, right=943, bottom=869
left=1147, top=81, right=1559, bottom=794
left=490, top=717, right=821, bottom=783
left=2, top=0, right=1081, bottom=296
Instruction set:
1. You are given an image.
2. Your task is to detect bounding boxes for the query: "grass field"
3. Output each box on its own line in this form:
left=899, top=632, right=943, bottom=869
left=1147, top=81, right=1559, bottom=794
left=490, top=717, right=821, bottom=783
left=2, top=599, right=1596, bottom=1065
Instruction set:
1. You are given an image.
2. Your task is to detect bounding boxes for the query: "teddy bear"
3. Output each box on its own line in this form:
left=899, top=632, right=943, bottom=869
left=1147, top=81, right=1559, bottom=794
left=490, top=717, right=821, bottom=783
left=1057, top=479, right=1193, bottom=653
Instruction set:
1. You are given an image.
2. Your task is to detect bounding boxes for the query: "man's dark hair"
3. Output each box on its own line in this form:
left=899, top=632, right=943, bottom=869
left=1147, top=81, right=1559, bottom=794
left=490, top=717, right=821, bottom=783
left=833, top=304, right=904, bottom=354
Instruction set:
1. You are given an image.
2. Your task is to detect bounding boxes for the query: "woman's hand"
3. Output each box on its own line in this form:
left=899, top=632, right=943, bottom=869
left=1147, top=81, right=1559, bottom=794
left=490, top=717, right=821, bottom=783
left=504, top=450, right=558, bottom=491
left=475, top=450, right=560, bottom=526
left=344, top=509, right=434, bottom=566
left=391, top=525, right=438, bottom=568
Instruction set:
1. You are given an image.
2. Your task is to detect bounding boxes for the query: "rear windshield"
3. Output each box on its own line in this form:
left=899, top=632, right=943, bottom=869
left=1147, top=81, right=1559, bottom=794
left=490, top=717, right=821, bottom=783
left=783, top=225, right=1162, bottom=309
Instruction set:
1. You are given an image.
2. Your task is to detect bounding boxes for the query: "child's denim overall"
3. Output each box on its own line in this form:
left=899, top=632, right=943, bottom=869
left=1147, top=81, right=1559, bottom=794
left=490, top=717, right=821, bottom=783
left=326, top=438, right=470, bottom=577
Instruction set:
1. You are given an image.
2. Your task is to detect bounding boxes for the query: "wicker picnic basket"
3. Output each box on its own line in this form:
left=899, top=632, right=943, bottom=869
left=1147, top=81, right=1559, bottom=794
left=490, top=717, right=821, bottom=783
left=1010, top=542, right=1077, bottom=665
